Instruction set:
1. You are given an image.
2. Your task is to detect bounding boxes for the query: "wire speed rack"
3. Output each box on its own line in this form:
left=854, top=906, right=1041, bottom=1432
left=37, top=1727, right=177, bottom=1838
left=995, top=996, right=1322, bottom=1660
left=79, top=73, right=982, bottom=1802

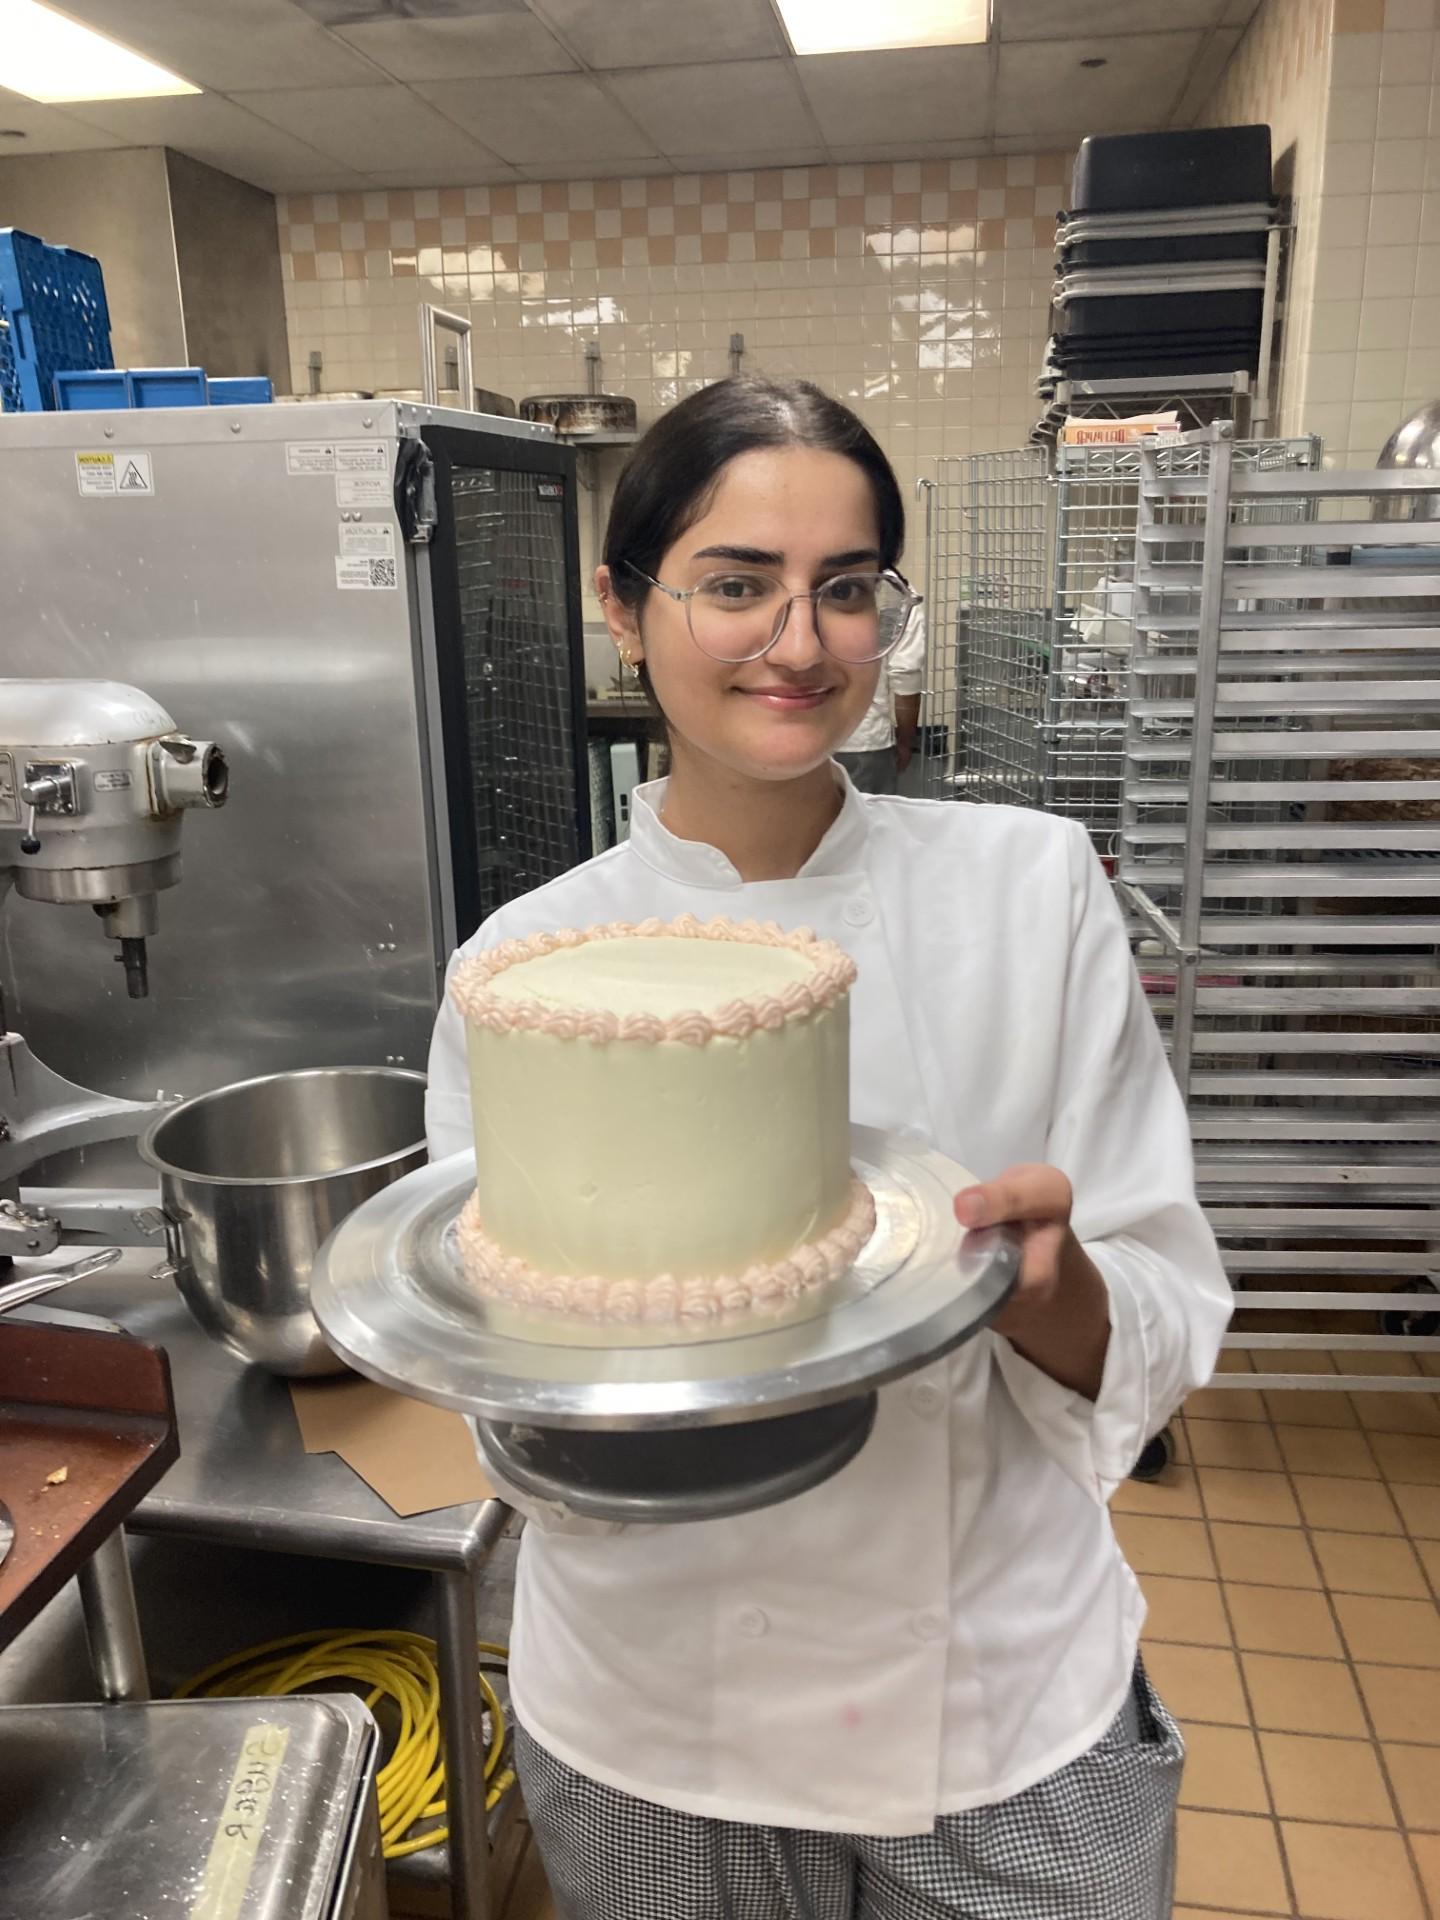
left=921, top=434, right=1320, bottom=865
left=1121, top=423, right=1440, bottom=1393
left=919, top=449, right=1051, bottom=810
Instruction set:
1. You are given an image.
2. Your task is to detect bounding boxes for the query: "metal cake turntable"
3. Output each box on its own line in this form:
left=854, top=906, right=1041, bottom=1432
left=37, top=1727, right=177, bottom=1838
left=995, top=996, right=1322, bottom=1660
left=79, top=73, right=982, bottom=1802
left=312, top=1127, right=1019, bottom=1522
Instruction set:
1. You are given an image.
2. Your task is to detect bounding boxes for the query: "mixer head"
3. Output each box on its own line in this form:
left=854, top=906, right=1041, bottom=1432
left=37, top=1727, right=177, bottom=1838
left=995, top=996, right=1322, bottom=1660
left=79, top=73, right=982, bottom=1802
left=0, top=680, right=228, bottom=999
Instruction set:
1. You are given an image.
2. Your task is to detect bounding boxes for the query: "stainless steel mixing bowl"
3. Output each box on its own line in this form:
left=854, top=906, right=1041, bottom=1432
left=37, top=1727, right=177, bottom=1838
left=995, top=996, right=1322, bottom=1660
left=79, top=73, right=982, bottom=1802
left=140, top=1067, right=428, bottom=1376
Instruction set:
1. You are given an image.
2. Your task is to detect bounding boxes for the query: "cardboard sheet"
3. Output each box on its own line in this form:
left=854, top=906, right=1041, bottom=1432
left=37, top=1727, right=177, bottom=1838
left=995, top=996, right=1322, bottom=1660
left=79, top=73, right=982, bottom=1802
left=289, top=1375, right=494, bottom=1517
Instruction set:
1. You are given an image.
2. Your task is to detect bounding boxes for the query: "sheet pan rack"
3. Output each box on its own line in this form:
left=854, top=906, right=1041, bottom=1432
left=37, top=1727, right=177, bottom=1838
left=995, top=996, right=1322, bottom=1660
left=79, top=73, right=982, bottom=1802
left=1119, top=422, right=1440, bottom=1394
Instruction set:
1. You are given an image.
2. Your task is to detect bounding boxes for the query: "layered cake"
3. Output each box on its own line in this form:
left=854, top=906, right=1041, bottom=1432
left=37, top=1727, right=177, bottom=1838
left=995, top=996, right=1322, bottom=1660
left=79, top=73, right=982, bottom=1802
left=448, top=915, right=875, bottom=1323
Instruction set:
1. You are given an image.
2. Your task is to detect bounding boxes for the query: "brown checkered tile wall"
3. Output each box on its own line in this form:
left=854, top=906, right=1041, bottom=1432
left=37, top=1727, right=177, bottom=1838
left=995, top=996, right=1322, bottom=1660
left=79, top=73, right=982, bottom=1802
left=277, top=153, right=1071, bottom=586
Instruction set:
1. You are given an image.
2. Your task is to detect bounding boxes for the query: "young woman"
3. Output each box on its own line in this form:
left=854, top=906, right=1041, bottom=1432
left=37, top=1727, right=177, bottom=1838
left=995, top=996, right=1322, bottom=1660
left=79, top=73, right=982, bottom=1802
left=427, top=376, right=1230, bottom=1920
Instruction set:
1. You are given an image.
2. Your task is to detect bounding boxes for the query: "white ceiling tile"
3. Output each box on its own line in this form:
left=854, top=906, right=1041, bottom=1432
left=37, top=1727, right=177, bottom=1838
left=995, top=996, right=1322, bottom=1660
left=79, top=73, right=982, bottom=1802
left=797, top=46, right=991, bottom=147
left=293, top=0, right=531, bottom=18
left=51, top=0, right=382, bottom=91
left=361, top=161, right=522, bottom=187
left=236, top=84, right=502, bottom=173
left=827, top=138, right=991, bottom=162
left=533, top=0, right=787, bottom=69
left=251, top=168, right=366, bottom=190
left=606, top=60, right=816, bottom=158
left=516, top=156, right=676, bottom=179
left=991, top=132, right=1063, bottom=153
left=1171, top=26, right=1244, bottom=124
left=665, top=147, right=829, bottom=170
left=995, top=32, right=1204, bottom=137
left=412, top=73, right=658, bottom=165
left=1221, top=0, right=1262, bottom=22
left=995, top=0, right=1225, bottom=35
left=61, top=91, right=355, bottom=188
left=0, top=90, right=123, bottom=151
left=334, top=14, right=578, bottom=80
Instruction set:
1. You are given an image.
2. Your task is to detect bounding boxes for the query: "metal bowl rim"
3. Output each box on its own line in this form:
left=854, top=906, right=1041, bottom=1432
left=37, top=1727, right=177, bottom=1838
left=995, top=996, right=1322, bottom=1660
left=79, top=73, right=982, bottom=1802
left=137, top=1065, right=429, bottom=1189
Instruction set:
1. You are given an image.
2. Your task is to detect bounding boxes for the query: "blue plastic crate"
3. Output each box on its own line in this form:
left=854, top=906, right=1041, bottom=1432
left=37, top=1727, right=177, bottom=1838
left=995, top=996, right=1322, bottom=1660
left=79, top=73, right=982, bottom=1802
left=129, top=366, right=207, bottom=408
left=208, top=375, right=273, bottom=405
left=0, top=228, right=112, bottom=413
left=53, top=367, right=130, bottom=410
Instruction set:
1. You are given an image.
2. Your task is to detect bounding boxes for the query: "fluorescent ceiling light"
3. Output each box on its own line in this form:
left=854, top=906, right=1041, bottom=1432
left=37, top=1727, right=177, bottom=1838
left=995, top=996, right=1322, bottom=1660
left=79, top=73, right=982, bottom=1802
left=0, top=0, right=199, bottom=102
left=776, top=0, right=988, bottom=56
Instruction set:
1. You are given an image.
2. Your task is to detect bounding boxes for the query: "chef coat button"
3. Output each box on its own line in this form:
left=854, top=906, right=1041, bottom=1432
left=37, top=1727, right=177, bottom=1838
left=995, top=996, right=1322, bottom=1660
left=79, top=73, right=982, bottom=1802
left=737, top=1605, right=769, bottom=1638
left=912, top=1610, right=947, bottom=1644
left=841, top=899, right=874, bottom=928
left=907, top=1380, right=944, bottom=1418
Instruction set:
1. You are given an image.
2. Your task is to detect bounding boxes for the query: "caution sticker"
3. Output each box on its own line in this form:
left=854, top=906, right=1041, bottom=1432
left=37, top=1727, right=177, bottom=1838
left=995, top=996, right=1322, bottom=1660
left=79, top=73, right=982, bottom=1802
left=334, top=440, right=390, bottom=507
left=285, top=440, right=336, bottom=476
left=76, top=450, right=155, bottom=497
left=339, top=521, right=396, bottom=561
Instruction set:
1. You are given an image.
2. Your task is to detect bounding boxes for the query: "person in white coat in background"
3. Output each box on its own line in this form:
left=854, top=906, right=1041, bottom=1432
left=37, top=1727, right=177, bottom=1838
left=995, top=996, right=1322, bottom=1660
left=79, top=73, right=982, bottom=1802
left=834, top=602, right=926, bottom=796
left=426, top=375, right=1231, bottom=1920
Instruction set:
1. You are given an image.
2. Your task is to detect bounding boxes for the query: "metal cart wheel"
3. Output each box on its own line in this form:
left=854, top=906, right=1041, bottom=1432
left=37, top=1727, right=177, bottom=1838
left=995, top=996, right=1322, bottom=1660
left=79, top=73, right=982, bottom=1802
left=1380, top=1278, right=1440, bottom=1341
left=1129, top=1428, right=1175, bottom=1483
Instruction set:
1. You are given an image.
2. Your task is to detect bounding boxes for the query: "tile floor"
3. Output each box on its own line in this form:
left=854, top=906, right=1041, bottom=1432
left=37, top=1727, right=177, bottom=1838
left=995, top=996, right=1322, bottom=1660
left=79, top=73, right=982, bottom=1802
left=493, top=1350, right=1440, bottom=1920
left=1117, top=1351, right=1440, bottom=1920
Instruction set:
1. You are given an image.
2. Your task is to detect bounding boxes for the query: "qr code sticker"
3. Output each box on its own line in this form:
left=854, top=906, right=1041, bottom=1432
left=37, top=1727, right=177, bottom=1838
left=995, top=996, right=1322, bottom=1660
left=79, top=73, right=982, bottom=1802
left=335, top=554, right=399, bottom=590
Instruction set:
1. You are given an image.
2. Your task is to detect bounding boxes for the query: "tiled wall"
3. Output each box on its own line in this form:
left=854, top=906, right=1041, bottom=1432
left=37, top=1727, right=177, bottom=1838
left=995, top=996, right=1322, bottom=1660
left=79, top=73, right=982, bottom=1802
left=277, top=154, right=1067, bottom=601
left=1304, top=0, right=1440, bottom=466
left=1199, top=0, right=1334, bottom=441
left=1203, top=0, right=1440, bottom=465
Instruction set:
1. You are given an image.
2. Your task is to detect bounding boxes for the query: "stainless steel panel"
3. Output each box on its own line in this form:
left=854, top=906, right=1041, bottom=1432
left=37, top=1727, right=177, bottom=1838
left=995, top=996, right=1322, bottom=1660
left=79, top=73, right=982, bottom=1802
left=0, top=1693, right=384, bottom=1919
left=0, top=403, right=563, bottom=1136
left=1, top=405, right=437, bottom=1112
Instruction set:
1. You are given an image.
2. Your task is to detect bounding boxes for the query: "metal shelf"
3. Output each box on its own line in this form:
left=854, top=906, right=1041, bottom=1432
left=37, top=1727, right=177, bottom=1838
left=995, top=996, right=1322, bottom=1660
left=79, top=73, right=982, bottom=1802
left=1122, top=422, right=1440, bottom=1394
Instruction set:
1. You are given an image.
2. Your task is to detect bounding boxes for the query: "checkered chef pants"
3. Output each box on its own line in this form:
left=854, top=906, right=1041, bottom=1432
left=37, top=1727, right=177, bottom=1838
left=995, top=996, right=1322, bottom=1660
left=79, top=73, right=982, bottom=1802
left=514, top=1662, right=1183, bottom=1920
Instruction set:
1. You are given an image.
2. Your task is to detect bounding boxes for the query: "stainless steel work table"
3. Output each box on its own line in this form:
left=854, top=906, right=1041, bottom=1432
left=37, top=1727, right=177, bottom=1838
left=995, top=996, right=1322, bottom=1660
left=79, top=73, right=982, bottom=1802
left=52, top=1261, right=511, bottom=1920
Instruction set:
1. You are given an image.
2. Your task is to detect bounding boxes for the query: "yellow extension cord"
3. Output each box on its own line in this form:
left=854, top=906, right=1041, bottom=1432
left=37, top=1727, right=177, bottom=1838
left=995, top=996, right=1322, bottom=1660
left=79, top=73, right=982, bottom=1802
left=176, top=1629, right=515, bottom=1861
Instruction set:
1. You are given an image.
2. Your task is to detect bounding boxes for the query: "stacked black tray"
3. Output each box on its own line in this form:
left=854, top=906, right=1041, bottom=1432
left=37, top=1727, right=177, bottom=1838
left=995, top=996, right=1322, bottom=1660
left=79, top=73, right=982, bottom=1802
left=1049, top=127, right=1274, bottom=384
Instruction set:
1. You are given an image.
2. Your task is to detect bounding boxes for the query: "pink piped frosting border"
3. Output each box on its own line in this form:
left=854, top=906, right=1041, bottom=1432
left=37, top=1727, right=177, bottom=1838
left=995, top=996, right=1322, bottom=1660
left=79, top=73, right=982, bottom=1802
left=455, top=1175, right=876, bottom=1325
left=449, top=914, right=856, bottom=1047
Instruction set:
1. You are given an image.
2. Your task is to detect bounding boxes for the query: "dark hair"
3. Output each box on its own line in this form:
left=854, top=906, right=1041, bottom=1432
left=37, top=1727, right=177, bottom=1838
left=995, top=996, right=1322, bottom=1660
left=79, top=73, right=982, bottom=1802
left=604, top=375, right=905, bottom=613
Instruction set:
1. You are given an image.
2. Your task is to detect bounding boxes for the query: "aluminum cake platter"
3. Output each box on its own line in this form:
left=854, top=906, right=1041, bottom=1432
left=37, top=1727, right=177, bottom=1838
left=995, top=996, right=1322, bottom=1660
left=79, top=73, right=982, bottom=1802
left=311, top=1125, right=1019, bottom=1430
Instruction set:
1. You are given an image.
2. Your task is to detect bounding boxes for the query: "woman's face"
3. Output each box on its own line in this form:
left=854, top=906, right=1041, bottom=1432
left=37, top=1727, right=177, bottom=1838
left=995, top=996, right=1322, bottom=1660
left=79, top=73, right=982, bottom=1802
left=601, top=445, right=885, bottom=783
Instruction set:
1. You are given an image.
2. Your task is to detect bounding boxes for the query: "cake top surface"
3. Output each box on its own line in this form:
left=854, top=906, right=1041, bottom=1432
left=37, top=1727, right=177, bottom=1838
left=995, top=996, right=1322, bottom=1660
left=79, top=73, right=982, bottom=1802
left=450, top=915, right=856, bottom=1046
left=487, top=935, right=811, bottom=1018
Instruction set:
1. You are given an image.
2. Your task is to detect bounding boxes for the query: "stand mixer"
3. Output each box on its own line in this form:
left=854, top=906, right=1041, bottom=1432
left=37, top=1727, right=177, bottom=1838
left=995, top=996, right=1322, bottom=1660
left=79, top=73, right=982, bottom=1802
left=0, top=680, right=228, bottom=1259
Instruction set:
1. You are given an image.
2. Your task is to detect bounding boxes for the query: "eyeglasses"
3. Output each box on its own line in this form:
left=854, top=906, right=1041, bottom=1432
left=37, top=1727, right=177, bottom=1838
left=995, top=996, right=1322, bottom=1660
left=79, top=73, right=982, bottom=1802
left=628, top=564, right=921, bottom=664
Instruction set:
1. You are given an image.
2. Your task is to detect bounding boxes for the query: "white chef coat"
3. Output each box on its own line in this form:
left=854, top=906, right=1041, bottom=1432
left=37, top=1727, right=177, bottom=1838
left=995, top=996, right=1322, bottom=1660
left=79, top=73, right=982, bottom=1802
left=839, top=608, right=927, bottom=754
left=426, top=775, right=1230, bottom=1837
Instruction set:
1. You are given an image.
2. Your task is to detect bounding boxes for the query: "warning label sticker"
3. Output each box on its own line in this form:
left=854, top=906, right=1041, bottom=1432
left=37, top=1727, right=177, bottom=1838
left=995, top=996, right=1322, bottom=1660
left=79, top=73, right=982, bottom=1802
left=335, top=555, right=398, bottom=590
left=334, top=441, right=390, bottom=507
left=339, top=522, right=396, bottom=561
left=76, top=450, right=154, bottom=497
left=285, top=440, right=336, bottom=476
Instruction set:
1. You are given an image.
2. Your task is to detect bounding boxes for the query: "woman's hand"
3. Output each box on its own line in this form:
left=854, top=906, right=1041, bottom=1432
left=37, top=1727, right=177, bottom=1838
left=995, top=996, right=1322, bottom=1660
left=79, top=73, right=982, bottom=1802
left=954, top=1164, right=1112, bottom=1400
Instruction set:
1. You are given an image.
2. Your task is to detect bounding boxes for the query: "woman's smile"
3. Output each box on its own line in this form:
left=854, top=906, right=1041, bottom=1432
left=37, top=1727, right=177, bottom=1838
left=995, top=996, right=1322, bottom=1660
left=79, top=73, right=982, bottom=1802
left=733, top=680, right=837, bottom=713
